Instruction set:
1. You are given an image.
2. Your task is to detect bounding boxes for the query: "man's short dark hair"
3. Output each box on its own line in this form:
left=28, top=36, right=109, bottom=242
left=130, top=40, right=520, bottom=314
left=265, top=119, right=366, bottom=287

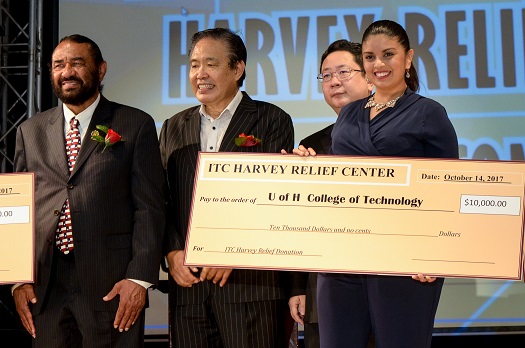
left=319, top=40, right=363, bottom=74
left=52, top=34, right=104, bottom=67
left=189, top=28, right=247, bottom=87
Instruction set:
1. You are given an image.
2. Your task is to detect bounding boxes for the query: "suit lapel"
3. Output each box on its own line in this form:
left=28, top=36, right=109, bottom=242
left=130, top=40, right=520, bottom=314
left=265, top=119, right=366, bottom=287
left=47, top=105, right=69, bottom=176
left=70, top=96, right=113, bottom=178
left=183, top=108, right=201, bottom=149
left=321, top=125, right=334, bottom=154
left=220, top=92, right=258, bottom=152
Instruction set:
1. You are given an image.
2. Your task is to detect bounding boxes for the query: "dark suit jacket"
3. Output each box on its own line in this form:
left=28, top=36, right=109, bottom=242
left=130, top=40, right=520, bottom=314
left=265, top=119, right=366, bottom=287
left=159, top=91, right=294, bottom=305
left=289, top=123, right=333, bottom=323
left=14, top=95, right=166, bottom=314
left=299, top=124, right=333, bottom=156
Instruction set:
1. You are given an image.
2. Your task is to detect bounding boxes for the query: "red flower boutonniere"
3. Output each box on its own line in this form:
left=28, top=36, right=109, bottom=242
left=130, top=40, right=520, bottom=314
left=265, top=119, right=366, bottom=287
left=90, top=125, right=125, bottom=153
left=235, top=133, right=261, bottom=147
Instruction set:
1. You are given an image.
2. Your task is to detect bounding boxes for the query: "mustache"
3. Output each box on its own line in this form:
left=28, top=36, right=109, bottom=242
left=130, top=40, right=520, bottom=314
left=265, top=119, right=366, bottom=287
left=59, top=77, right=83, bottom=85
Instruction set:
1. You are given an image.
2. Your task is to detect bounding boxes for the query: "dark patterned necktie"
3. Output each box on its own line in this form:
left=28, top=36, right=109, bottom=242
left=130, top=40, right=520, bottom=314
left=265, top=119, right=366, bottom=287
left=56, top=117, right=81, bottom=254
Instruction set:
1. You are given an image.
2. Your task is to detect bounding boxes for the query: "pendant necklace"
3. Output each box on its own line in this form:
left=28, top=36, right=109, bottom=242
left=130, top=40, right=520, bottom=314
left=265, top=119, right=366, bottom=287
left=364, top=93, right=403, bottom=112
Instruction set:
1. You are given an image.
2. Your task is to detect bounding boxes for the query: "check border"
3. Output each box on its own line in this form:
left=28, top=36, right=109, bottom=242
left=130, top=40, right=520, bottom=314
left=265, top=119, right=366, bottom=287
left=185, top=153, right=525, bottom=280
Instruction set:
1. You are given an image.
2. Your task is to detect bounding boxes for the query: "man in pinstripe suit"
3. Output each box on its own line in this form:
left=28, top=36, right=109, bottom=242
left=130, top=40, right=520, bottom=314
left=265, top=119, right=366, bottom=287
left=159, top=28, right=294, bottom=347
left=13, top=35, right=165, bottom=347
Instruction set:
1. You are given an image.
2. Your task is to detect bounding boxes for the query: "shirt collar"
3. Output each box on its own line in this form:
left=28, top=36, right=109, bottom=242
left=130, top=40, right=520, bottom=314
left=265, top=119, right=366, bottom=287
left=62, top=94, right=101, bottom=131
left=199, top=90, right=243, bottom=120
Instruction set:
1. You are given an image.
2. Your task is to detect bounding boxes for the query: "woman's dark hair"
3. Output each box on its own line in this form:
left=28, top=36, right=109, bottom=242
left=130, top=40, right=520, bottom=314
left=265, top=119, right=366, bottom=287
left=189, top=28, right=247, bottom=87
left=362, top=20, right=419, bottom=92
left=319, top=39, right=364, bottom=75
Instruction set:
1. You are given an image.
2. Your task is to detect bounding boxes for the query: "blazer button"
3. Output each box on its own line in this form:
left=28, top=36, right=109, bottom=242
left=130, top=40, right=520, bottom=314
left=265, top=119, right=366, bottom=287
left=67, top=184, right=74, bottom=189
left=53, top=210, right=60, bottom=216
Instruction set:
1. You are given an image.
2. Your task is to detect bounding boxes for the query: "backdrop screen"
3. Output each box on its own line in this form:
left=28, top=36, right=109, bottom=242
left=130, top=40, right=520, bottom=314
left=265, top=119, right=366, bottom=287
left=59, top=0, right=525, bottom=336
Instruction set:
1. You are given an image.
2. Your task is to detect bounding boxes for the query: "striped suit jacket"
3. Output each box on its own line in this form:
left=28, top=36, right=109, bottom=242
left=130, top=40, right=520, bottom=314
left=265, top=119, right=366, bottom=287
left=159, top=91, right=294, bottom=305
left=14, top=95, right=166, bottom=314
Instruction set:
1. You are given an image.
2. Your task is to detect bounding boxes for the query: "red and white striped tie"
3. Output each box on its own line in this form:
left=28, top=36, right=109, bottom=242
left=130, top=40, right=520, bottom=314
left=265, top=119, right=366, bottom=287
left=56, top=117, right=81, bottom=254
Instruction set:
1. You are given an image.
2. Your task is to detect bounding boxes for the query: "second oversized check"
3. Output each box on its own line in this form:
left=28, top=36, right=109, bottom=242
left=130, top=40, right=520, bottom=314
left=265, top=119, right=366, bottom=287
left=185, top=153, right=525, bottom=280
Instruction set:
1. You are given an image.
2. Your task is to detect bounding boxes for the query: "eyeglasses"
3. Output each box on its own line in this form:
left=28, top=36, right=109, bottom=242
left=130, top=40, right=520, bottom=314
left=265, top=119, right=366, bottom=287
left=317, top=68, right=363, bottom=83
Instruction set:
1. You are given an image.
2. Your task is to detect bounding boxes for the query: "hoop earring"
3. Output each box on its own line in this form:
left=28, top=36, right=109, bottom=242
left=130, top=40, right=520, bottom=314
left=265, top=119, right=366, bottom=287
left=405, top=70, right=410, bottom=79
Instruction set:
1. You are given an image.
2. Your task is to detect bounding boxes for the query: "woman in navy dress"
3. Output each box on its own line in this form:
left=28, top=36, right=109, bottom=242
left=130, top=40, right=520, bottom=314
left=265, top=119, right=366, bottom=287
left=296, top=20, right=458, bottom=348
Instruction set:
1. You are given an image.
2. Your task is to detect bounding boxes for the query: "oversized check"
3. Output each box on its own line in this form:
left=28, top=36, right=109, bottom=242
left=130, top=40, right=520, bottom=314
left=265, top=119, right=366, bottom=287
left=185, top=153, right=525, bottom=280
left=0, top=173, right=34, bottom=284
